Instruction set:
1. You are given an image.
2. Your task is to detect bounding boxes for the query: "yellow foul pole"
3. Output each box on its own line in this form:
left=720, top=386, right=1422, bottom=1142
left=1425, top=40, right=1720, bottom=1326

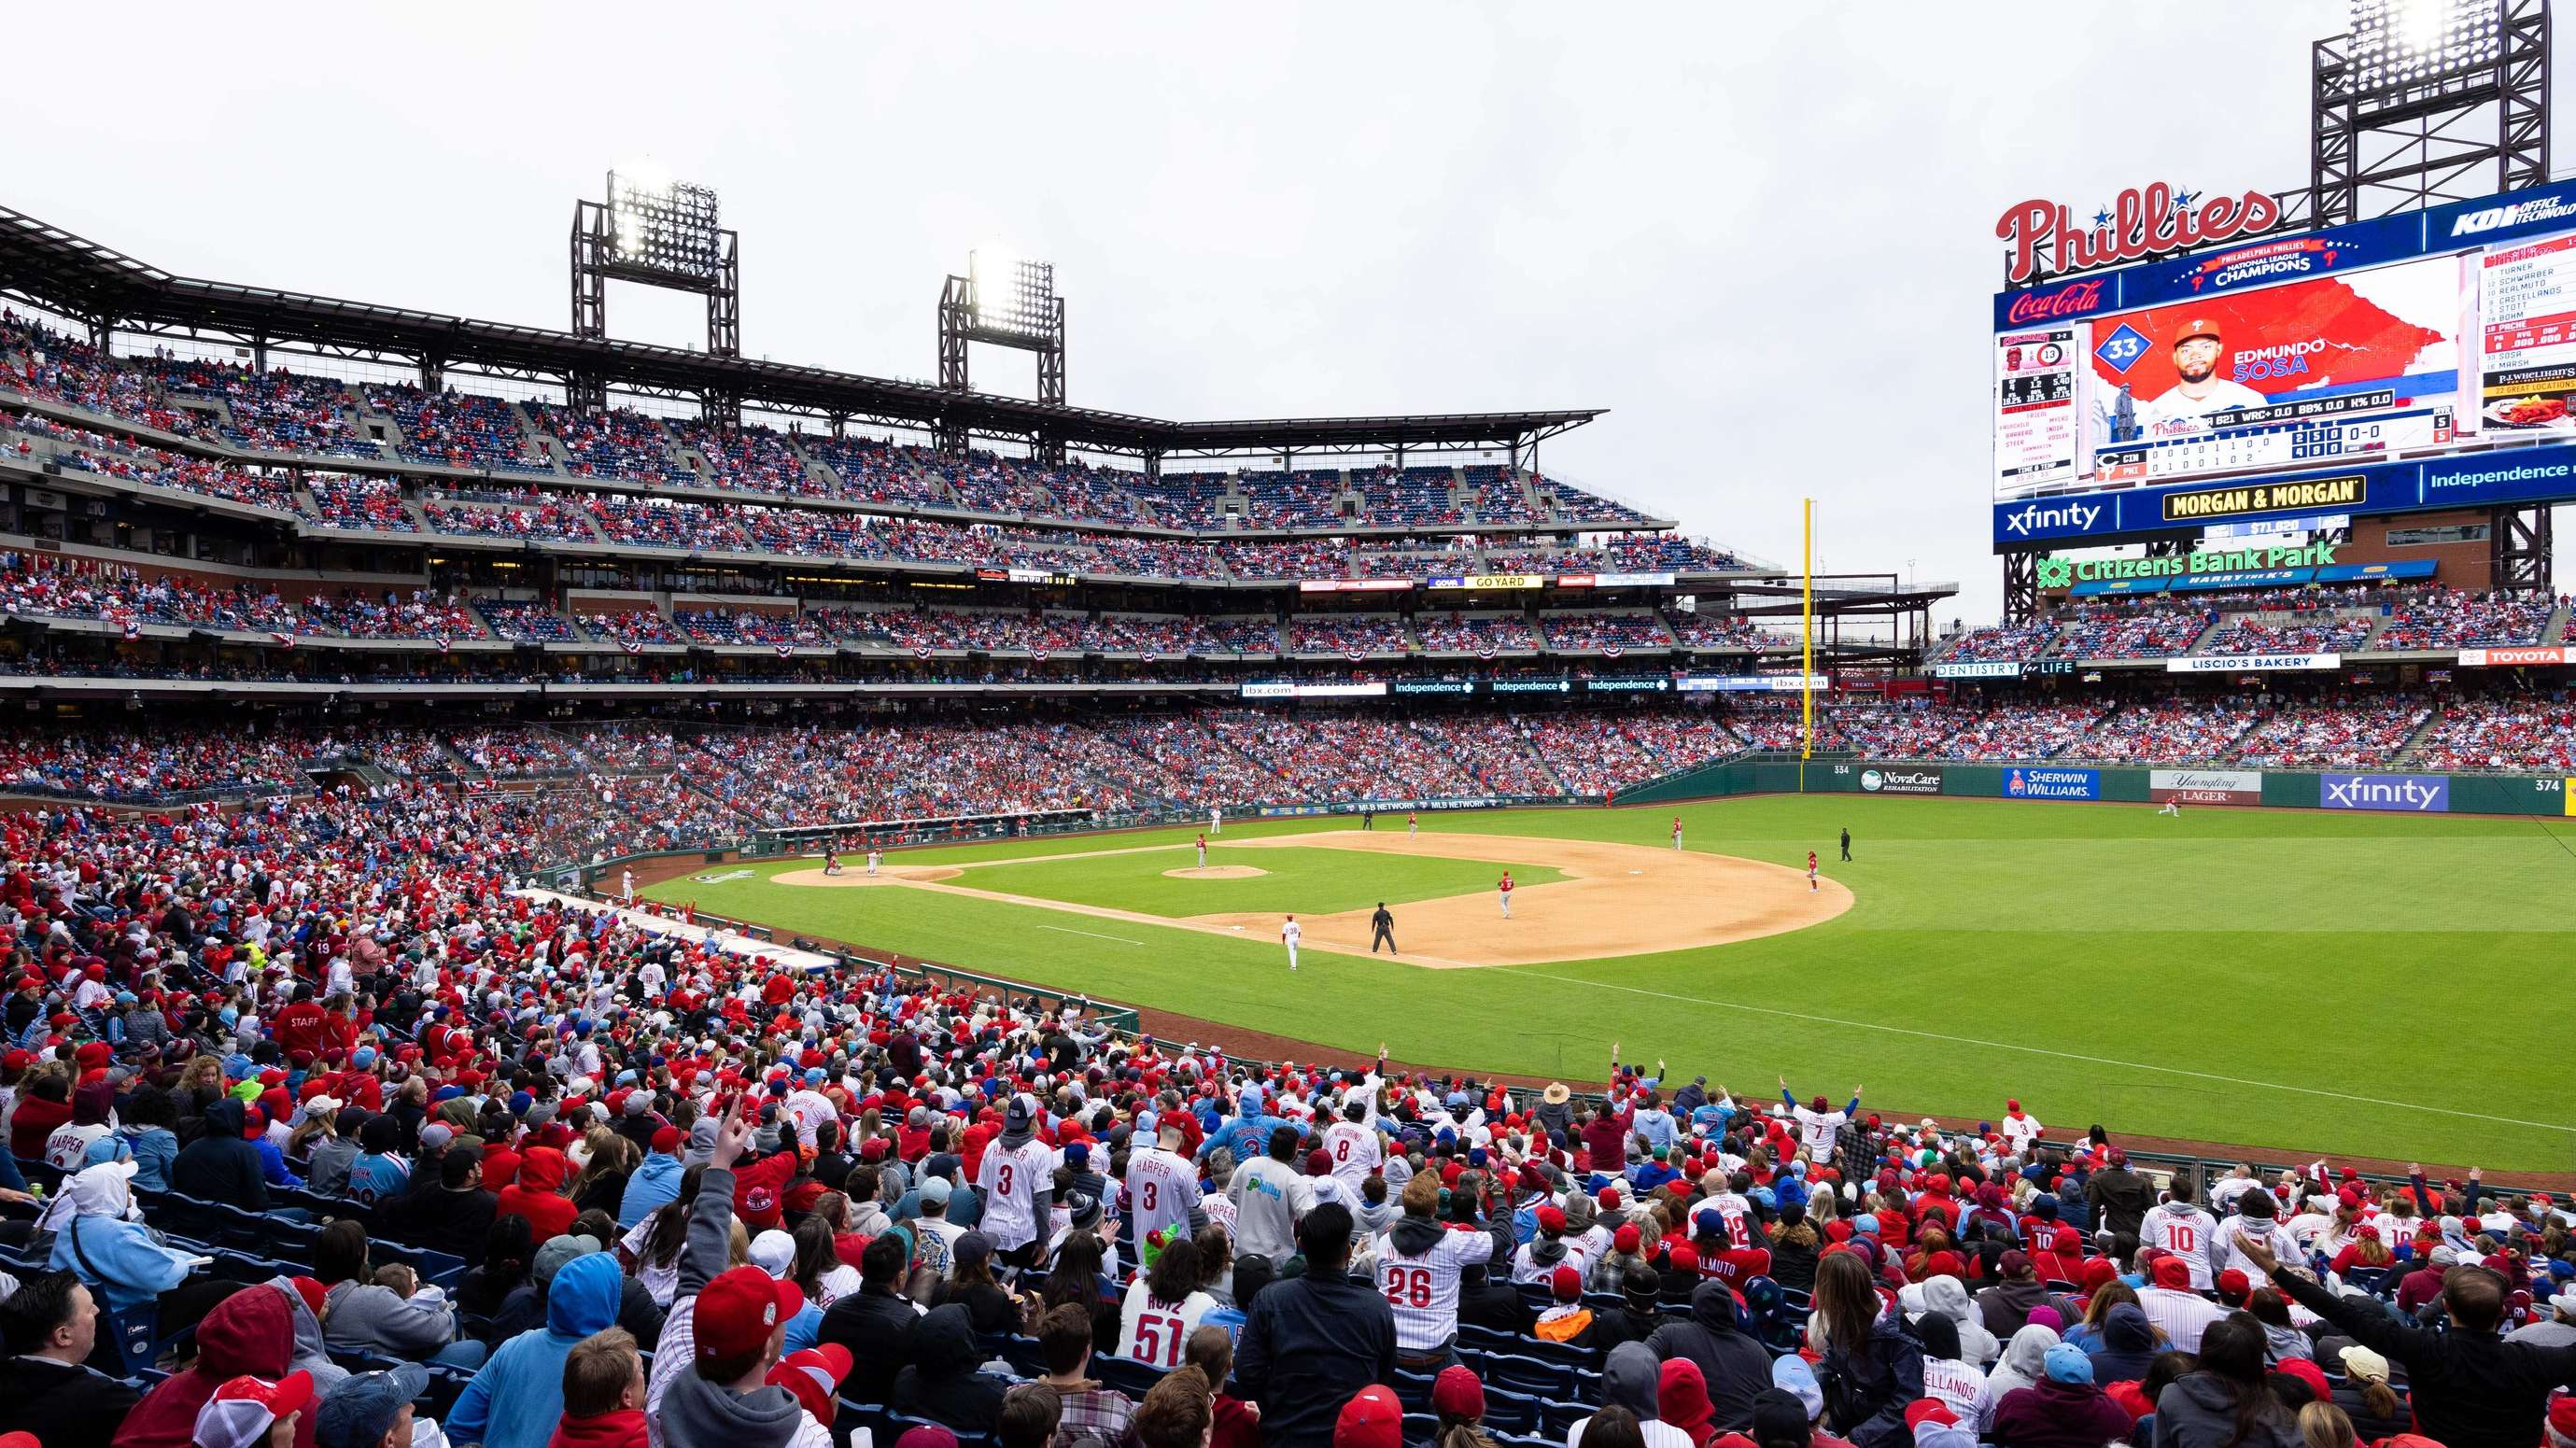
left=1801, top=498, right=1815, bottom=785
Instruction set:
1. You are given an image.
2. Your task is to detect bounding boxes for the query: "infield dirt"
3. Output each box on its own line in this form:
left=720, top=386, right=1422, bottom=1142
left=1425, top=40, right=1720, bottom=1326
left=774, top=829, right=1847, bottom=968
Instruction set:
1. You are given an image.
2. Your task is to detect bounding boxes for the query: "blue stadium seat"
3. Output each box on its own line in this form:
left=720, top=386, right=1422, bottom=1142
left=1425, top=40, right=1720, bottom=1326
left=1481, top=1386, right=1542, bottom=1436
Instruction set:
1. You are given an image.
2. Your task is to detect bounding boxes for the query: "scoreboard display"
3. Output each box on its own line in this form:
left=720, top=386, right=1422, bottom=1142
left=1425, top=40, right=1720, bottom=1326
left=1991, top=178, right=2576, bottom=545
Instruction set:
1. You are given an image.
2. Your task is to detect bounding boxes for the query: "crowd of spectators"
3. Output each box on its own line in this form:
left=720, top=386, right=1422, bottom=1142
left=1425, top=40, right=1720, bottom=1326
left=2058, top=699, right=2265, bottom=766
left=1284, top=616, right=1414, bottom=655
left=2415, top=696, right=2576, bottom=771
left=302, top=475, right=418, bottom=533
left=2202, top=613, right=2379, bottom=656
left=154, top=359, right=378, bottom=458
left=525, top=403, right=695, bottom=485
left=674, top=610, right=838, bottom=649
left=1541, top=615, right=1674, bottom=654
left=421, top=494, right=598, bottom=543
left=580, top=610, right=687, bottom=648
left=366, top=387, right=550, bottom=474
left=2373, top=590, right=2562, bottom=650
left=472, top=598, right=579, bottom=643
left=1417, top=613, right=1541, bottom=654
left=2233, top=697, right=2434, bottom=768
left=2052, top=601, right=2215, bottom=660
left=669, top=418, right=812, bottom=495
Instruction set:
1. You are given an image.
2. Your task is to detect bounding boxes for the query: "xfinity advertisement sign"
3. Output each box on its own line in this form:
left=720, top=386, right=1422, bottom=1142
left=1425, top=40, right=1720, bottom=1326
left=2320, top=773, right=2450, bottom=812
left=1860, top=766, right=1944, bottom=796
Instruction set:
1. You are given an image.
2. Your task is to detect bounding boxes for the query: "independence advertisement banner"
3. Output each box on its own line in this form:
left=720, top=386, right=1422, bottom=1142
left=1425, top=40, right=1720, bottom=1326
left=2003, top=766, right=2100, bottom=801
left=1860, top=766, right=1944, bottom=796
left=2148, top=768, right=2263, bottom=806
left=2319, top=773, right=2450, bottom=812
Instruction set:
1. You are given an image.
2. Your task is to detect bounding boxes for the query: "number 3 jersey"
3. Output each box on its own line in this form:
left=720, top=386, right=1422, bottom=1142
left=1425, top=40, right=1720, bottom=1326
left=975, top=1137, right=1056, bottom=1251
left=1371, top=1218, right=1498, bottom=1353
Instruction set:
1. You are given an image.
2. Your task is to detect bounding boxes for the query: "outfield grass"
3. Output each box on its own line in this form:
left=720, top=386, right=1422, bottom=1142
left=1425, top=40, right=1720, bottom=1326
left=644, top=797, right=2576, bottom=1170
left=960, top=844, right=1561, bottom=916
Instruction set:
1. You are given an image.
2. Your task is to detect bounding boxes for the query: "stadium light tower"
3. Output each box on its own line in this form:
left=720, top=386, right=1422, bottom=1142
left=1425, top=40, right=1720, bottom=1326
left=2312, top=0, right=2546, bottom=226
left=570, top=164, right=742, bottom=418
left=937, top=246, right=1067, bottom=457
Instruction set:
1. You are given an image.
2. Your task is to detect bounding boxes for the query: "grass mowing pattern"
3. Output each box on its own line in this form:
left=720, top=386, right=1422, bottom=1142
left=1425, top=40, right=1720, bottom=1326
left=644, top=797, right=2576, bottom=1169
left=962, top=844, right=1560, bottom=916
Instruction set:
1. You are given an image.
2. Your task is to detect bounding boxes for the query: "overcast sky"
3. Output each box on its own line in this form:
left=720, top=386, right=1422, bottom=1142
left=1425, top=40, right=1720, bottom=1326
left=14, top=1, right=2560, bottom=623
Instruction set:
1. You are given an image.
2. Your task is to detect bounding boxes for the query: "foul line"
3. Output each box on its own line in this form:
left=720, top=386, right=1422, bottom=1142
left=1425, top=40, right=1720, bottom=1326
left=1488, top=966, right=2576, bottom=1135
left=1035, top=923, right=1144, bottom=946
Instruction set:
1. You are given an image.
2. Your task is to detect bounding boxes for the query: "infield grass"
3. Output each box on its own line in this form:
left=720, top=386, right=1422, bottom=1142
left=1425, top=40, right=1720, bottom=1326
left=643, top=796, right=2576, bottom=1171
left=961, top=844, right=1560, bottom=916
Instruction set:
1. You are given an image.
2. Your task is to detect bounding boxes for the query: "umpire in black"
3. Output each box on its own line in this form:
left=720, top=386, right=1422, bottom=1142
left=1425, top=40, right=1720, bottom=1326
left=1369, top=901, right=1398, bottom=954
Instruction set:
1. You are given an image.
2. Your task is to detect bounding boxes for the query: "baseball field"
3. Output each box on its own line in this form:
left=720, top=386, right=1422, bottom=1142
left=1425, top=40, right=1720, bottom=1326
left=641, top=794, right=2576, bottom=1173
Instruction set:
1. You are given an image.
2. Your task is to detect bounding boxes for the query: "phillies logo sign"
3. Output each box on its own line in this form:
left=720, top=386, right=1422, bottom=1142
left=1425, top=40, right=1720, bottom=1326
left=1998, top=183, right=2283, bottom=285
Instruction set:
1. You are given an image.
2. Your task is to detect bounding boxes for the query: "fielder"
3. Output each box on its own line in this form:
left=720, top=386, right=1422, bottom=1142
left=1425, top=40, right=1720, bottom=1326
left=1210, top=806, right=1222, bottom=835
left=1672, top=815, right=1684, bottom=850
left=1406, top=810, right=1418, bottom=839
left=1806, top=850, right=1820, bottom=893
left=1497, top=870, right=1514, bottom=919
left=2159, top=799, right=2182, bottom=817
left=1282, top=913, right=1302, bottom=971
left=866, top=846, right=881, bottom=876
left=621, top=867, right=635, bottom=904
left=1195, top=833, right=1208, bottom=868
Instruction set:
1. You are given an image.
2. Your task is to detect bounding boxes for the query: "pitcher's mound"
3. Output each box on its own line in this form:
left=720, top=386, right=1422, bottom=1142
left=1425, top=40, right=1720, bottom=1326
left=1163, top=865, right=1269, bottom=879
left=774, top=865, right=961, bottom=887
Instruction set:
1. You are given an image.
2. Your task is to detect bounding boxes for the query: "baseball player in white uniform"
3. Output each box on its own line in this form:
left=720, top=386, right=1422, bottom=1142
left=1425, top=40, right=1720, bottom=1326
left=620, top=867, right=635, bottom=904
left=1282, top=913, right=1301, bottom=971
left=1210, top=806, right=1222, bottom=835
left=866, top=846, right=881, bottom=876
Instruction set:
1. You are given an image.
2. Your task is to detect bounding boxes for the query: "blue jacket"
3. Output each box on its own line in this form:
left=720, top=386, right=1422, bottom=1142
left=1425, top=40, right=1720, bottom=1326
left=446, top=1251, right=624, bottom=1448
left=617, top=1151, right=683, bottom=1229
left=49, top=1213, right=197, bottom=1312
left=1199, top=1099, right=1290, bottom=1169
left=115, top=1126, right=177, bottom=1194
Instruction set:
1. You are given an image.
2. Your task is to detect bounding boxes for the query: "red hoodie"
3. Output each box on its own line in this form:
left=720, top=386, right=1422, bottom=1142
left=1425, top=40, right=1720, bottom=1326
left=115, top=1286, right=317, bottom=1448
left=548, top=1408, right=651, bottom=1448
left=496, top=1146, right=578, bottom=1241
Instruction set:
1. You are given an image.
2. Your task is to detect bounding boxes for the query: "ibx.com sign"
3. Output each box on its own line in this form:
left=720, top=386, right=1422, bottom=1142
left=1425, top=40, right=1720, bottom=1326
left=2320, top=773, right=2449, bottom=812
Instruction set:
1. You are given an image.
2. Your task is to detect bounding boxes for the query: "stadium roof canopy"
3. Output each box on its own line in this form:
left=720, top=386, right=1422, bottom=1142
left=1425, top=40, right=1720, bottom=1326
left=0, top=205, right=1603, bottom=460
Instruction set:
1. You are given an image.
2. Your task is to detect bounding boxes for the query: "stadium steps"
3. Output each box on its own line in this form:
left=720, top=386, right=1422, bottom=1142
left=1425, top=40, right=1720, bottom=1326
left=2548, top=601, right=2573, bottom=643
left=2390, top=706, right=2451, bottom=766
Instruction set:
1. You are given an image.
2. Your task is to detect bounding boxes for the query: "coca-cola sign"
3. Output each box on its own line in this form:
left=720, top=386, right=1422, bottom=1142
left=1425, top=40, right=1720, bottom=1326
left=2003, top=278, right=2106, bottom=325
left=1998, top=183, right=2284, bottom=285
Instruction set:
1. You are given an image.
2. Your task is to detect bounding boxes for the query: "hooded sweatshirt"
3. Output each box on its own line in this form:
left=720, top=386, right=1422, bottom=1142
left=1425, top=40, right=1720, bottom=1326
left=168, top=1097, right=269, bottom=1209
left=1574, top=1342, right=1697, bottom=1448
left=891, top=1301, right=1009, bottom=1433
left=498, top=1145, right=579, bottom=1242
left=1642, top=1281, right=1775, bottom=1433
left=112, top=1286, right=317, bottom=1448
left=1914, top=1274, right=2001, bottom=1368
left=449, top=1249, right=626, bottom=1448
left=265, top=1275, right=349, bottom=1394
left=550, top=1409, right=654, bottom=1448
left=1974, top=1325, right=2058, bottom=1432
left=1990, top=1376, right=2134, bottom=1448
left=659, top=1322, right=821, bottom=1448
left=2090, top=1302, right=2158, bottom=1385
left=2151, top=1372, right=2302, bottom=1448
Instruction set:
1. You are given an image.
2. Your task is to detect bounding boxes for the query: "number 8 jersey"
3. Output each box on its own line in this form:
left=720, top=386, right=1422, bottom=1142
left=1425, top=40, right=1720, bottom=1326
left=1371, top=1219, right=1498, bottom=1354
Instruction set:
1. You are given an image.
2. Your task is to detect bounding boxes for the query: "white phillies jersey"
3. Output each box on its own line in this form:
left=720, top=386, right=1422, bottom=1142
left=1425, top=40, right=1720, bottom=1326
left=1998, top=1113, right=2043, bottom=1154
left=1321, top=1120, right=1383, bottom=1195
left=1705, top=1191, right=1756, bottom=1250
left=974, top=1139, right=1055, bottom=1251
left=1373, top=1226, right=1497, bottom=1352
left=2138, top=1203, right=2219, bottom=1289
left=1117, top=1278, right=1213, bottom=1369
left=1282, top=921, right=1302, bottom=946
left=1125, top=1146, right=1200, bottom=1249
left=1790, top=1104, right=1846, bottom=1161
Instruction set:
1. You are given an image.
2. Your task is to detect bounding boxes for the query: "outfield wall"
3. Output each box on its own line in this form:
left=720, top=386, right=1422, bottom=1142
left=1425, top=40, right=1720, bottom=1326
left=1623, top=755, right=2575, bottom=817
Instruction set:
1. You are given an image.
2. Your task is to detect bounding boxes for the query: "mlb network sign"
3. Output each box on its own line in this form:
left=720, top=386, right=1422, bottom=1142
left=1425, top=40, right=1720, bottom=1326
left=2319, top=773, right=2450, bottom=812
left=2004, top=767, right=2100, bottom=801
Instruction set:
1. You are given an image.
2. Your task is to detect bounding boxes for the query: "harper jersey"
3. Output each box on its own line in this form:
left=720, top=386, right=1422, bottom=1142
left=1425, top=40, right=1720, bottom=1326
left=974, top=1137, right=1055, bottom=1251
left=1125, top=1145, right=1201, bottom=1249
left=1373, top=1226, right=1497, bottom=1352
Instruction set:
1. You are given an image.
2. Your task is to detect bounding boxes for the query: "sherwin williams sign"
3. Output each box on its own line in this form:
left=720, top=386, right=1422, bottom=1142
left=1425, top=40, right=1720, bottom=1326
left=2319, top=773, right=2449, bottom=812
left=2004, top=767, right=2100, bottom=801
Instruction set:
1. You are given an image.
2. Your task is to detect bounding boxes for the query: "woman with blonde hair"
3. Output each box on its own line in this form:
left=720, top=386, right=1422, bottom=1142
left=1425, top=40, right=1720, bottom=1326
left=2296, top=1400, right=2357, bottom=1448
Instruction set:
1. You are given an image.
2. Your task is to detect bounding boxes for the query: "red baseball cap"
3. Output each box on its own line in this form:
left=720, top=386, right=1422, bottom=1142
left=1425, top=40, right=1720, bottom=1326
left=1906, top=1401, right=1960, bottom=1431
left=1335, top=1385, right=1403, bottom=1448
left=768, top=1344, right=853, bottom=1426
left=695, top=1264, right=806, bottom=1362
left=1432, top=1366, right=1486, bottom=1421
left=1536, top=1205, right=1567, bottom=1234
left=192, top=1372, right=315, bottom=1448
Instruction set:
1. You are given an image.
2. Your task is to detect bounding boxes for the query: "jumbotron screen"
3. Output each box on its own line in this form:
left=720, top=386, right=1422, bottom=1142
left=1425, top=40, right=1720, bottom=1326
left=1991, top=177, right=2576, bottom=546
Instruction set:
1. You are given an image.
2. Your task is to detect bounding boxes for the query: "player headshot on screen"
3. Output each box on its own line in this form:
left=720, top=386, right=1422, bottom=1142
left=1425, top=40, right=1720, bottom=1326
left=2139, top=318, right=2266, bottom=434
